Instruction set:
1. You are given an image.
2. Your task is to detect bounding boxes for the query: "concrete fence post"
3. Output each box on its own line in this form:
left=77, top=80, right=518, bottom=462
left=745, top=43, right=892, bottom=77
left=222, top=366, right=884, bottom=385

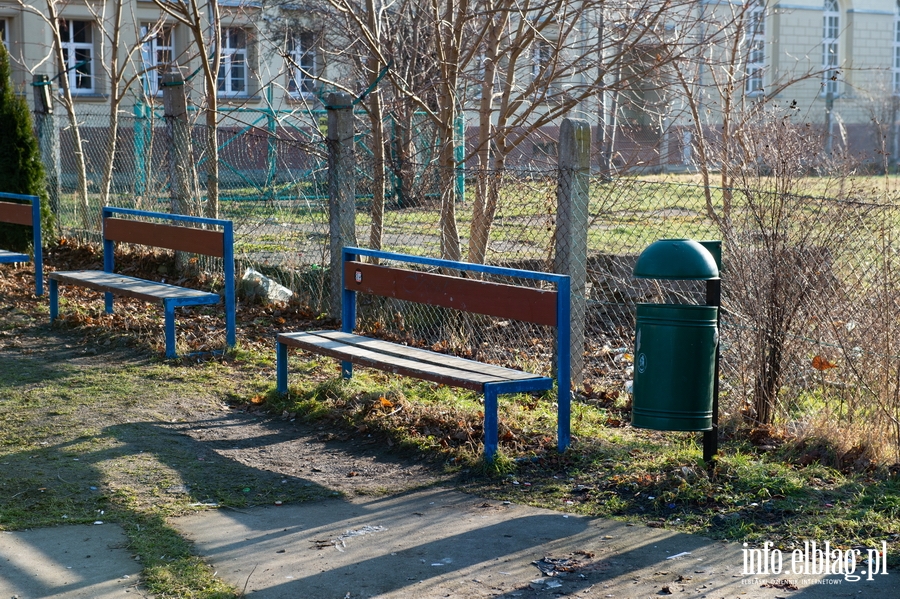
left=32, top=74, right=60, bottom=224
left=162, top=71, right=194, bottom=217
left=555, top=118, right=591, bottom=389
left=327, top=92, right=357, bottom=321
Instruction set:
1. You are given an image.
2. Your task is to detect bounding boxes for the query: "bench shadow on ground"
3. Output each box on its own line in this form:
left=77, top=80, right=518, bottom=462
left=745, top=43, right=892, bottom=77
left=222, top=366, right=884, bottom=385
left=1, top=324, right=888, bottom=598
left=101, top=417, right=851, bottom=599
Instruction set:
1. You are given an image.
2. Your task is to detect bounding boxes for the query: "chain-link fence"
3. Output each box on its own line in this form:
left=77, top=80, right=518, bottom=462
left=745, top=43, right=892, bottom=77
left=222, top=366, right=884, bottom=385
left=349, top=173, right=900, bottom=460
left=41, top=108, right=900, bottom=460
left=581, top=180, right=900, bottom=461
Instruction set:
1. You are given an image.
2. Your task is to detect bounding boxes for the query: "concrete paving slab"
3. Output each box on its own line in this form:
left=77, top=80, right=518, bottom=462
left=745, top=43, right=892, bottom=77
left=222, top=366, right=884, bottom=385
left=0, top=523, right=143, bottom=599
left=174, top=487, right=894, bottom=599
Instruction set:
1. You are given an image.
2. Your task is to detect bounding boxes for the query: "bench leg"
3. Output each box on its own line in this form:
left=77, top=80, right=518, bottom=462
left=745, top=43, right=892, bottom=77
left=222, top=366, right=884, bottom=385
left=483, top=383, right=499, bottom=462
left=34, top=264, right=43, bottom=297
left=342, top=360, right=353, bottom=379
left=558, top=388, right=572, bottom=454
left=104, top=292, right=114, bottom=314
left=163, top=300, right=177, bottom=359
left=276, top=341, right=289, bottom=394
left=225, top=303, right=236, bottom=350
left=49, top=279, right=58, bottom=322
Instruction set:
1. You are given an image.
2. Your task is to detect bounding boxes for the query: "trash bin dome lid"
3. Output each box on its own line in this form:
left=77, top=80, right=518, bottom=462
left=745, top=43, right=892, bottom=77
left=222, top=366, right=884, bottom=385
left=633, top=239, right=720, bottom=280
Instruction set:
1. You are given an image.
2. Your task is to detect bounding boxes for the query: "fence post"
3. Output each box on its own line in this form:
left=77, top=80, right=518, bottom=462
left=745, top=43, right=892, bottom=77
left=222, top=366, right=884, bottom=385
left=455, top=113, right=465, bottom=203
left=162, top=71, right=194, bottom=216
left=556, top=118, right=591, bottom=389
left=32, top=74, right=60, bottom=224
left=133, top=100, right=149, bottom=197
left=327, top=92, right=357, bottom=321
left=265, top=84, right=277, bottom=193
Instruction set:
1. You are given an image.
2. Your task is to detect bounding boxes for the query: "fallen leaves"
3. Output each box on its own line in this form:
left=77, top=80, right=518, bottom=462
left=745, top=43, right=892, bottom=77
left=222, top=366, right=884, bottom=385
left=811, top=355, right=838, bottom=371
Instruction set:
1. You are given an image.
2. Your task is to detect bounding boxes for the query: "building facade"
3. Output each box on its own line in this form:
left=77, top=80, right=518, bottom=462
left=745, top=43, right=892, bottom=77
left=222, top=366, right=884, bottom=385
left=1, top=0, right=900, bottom=171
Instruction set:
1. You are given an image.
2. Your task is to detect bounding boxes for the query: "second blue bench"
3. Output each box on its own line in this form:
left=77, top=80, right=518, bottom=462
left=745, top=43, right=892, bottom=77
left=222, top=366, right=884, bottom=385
left=49, top=207, right=236, bottom=358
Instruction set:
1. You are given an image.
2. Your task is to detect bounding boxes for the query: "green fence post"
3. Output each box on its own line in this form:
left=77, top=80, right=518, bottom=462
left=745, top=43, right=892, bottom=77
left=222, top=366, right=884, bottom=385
left=134, top=100, right=148, bottom=197
left=32, top=74, right=60, bottom=221
left=266, top=85, right=277, bottom=194
left=455, top=113, right=465, bottom=203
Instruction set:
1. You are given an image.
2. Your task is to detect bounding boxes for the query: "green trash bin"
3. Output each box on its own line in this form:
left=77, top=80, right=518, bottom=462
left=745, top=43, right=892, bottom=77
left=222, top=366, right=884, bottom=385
left=632, top=303, right=718, bottom=431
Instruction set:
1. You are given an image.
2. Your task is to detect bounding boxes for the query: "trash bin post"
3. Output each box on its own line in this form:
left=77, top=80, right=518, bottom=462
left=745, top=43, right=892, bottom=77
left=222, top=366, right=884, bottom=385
left=700, top=240, right=723, bottom=466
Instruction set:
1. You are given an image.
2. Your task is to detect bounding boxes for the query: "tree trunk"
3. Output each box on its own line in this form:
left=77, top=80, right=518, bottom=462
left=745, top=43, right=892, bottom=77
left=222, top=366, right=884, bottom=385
left=47, top=1, right=91, bottom=231
left=438, top=132, right=461, bottom=261
left=204, top=103, right=219, bottom=218
left=365, top=0, right=386, bottom=256
left=367, top=93, right=386, bottom=256
left=468, top=9, right=505, bottom=264
left=98, top=0, right=124, bottom=209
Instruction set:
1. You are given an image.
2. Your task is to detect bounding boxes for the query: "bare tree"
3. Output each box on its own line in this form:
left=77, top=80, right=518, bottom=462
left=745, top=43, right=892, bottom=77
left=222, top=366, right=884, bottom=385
left=671, top=0, right=831, bottom=227
left=19, top=0, right=92, bottom=230
left=153, top=0, right=221, bottom=218
left=670, top=0, right=860, bottom=425
left=463, top=0, right=733, bottom=264
left=86, top=0, right=164, bottom=209
left=316, top=0, right=394, bottom=255
left=266, top=0, right=744, bottom=265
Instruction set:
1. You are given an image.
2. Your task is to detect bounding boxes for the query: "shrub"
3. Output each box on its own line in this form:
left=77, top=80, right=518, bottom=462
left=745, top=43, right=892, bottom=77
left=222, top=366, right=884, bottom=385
left=0, top=39, right=53, bottom=252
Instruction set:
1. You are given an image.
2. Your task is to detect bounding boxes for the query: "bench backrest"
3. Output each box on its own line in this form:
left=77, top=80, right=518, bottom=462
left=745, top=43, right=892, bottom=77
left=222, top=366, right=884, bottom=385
left=341, top=247, right=569, bottom=329
left=340, top=245, right=570, bottom=384
left=0, top=197, right=35, bottom=227
left=102, top=207, right=230, bottom=259
left=344, top=261, right=559, bottom=327
left=0, top=193, right=43, bottom=295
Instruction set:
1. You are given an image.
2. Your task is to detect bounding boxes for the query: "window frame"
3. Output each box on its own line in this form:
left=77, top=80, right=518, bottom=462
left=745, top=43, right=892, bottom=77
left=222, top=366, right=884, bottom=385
left=140, top=24, right=174, bottom=97
left=59, top=19, right=94, bottom=94
left=217, top=26, right=248, bottom=97
left=745, top=0, right=766, bottom=96
left=893, top=0, right=900, bottom=95
left=532, top=40, right=552, bottom=83
left=822, top=0, right=840, bottom=97
left=286, top=32, right=316, bottom=99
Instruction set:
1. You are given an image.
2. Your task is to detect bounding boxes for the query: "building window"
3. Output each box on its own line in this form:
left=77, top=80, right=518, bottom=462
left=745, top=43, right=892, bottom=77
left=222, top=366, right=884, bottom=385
left=218, top=27, right=247, bottom=96
left=0, top=19, right=7, bottom=45
left=532, top=40, right=551, bottom=82
left=894, top=0, right=900, bottom=94
left=59, top=19, right=93, bottom=93
left=140, top=24, right=173, bottom=96
left=473, top=50, right=487, bottom=99
left=287, top=33, right=316, bottom=98
left=822, top=0, right=840, bottom=96
left=745, top=0, right=765, bottom=95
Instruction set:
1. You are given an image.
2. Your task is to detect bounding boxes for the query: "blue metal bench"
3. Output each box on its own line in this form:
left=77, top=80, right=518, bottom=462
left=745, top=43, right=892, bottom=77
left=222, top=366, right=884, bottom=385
left=276, top=246, right=572, bottom=461
left=48, top=207, right=236, bottom=358
left=0, top=193, right=43, bottom=296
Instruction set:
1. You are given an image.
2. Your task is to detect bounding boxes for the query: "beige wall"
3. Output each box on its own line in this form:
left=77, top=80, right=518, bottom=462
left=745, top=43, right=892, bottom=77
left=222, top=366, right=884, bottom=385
left=3, top=0, right=900, bottom=163
left=765, top=0, right=898, bottom=124
left=1, top=0, right=328, bottom=124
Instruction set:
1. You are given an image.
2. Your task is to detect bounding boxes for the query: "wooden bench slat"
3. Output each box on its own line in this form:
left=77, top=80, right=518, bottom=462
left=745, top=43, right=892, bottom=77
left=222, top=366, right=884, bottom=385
left=105, top=218, right=226, bottom=257
left=49, top=271, right=219, bottom=304
left=344, top=261, right=558, bottom=326
left=301, top=330, right=543, bottom=382
left=279, top=331, right=551, bottom=392
left=0, top=202, right=33, bottom=226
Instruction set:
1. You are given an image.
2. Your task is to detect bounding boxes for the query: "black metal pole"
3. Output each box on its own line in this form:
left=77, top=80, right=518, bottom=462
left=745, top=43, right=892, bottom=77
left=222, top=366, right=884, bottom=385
left=703, top=277, right=721, bottom=465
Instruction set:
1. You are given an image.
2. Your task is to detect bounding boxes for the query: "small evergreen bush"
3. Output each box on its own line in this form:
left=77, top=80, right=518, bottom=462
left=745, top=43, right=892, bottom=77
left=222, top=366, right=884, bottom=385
left=0, top=39, right=53, bottom=252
